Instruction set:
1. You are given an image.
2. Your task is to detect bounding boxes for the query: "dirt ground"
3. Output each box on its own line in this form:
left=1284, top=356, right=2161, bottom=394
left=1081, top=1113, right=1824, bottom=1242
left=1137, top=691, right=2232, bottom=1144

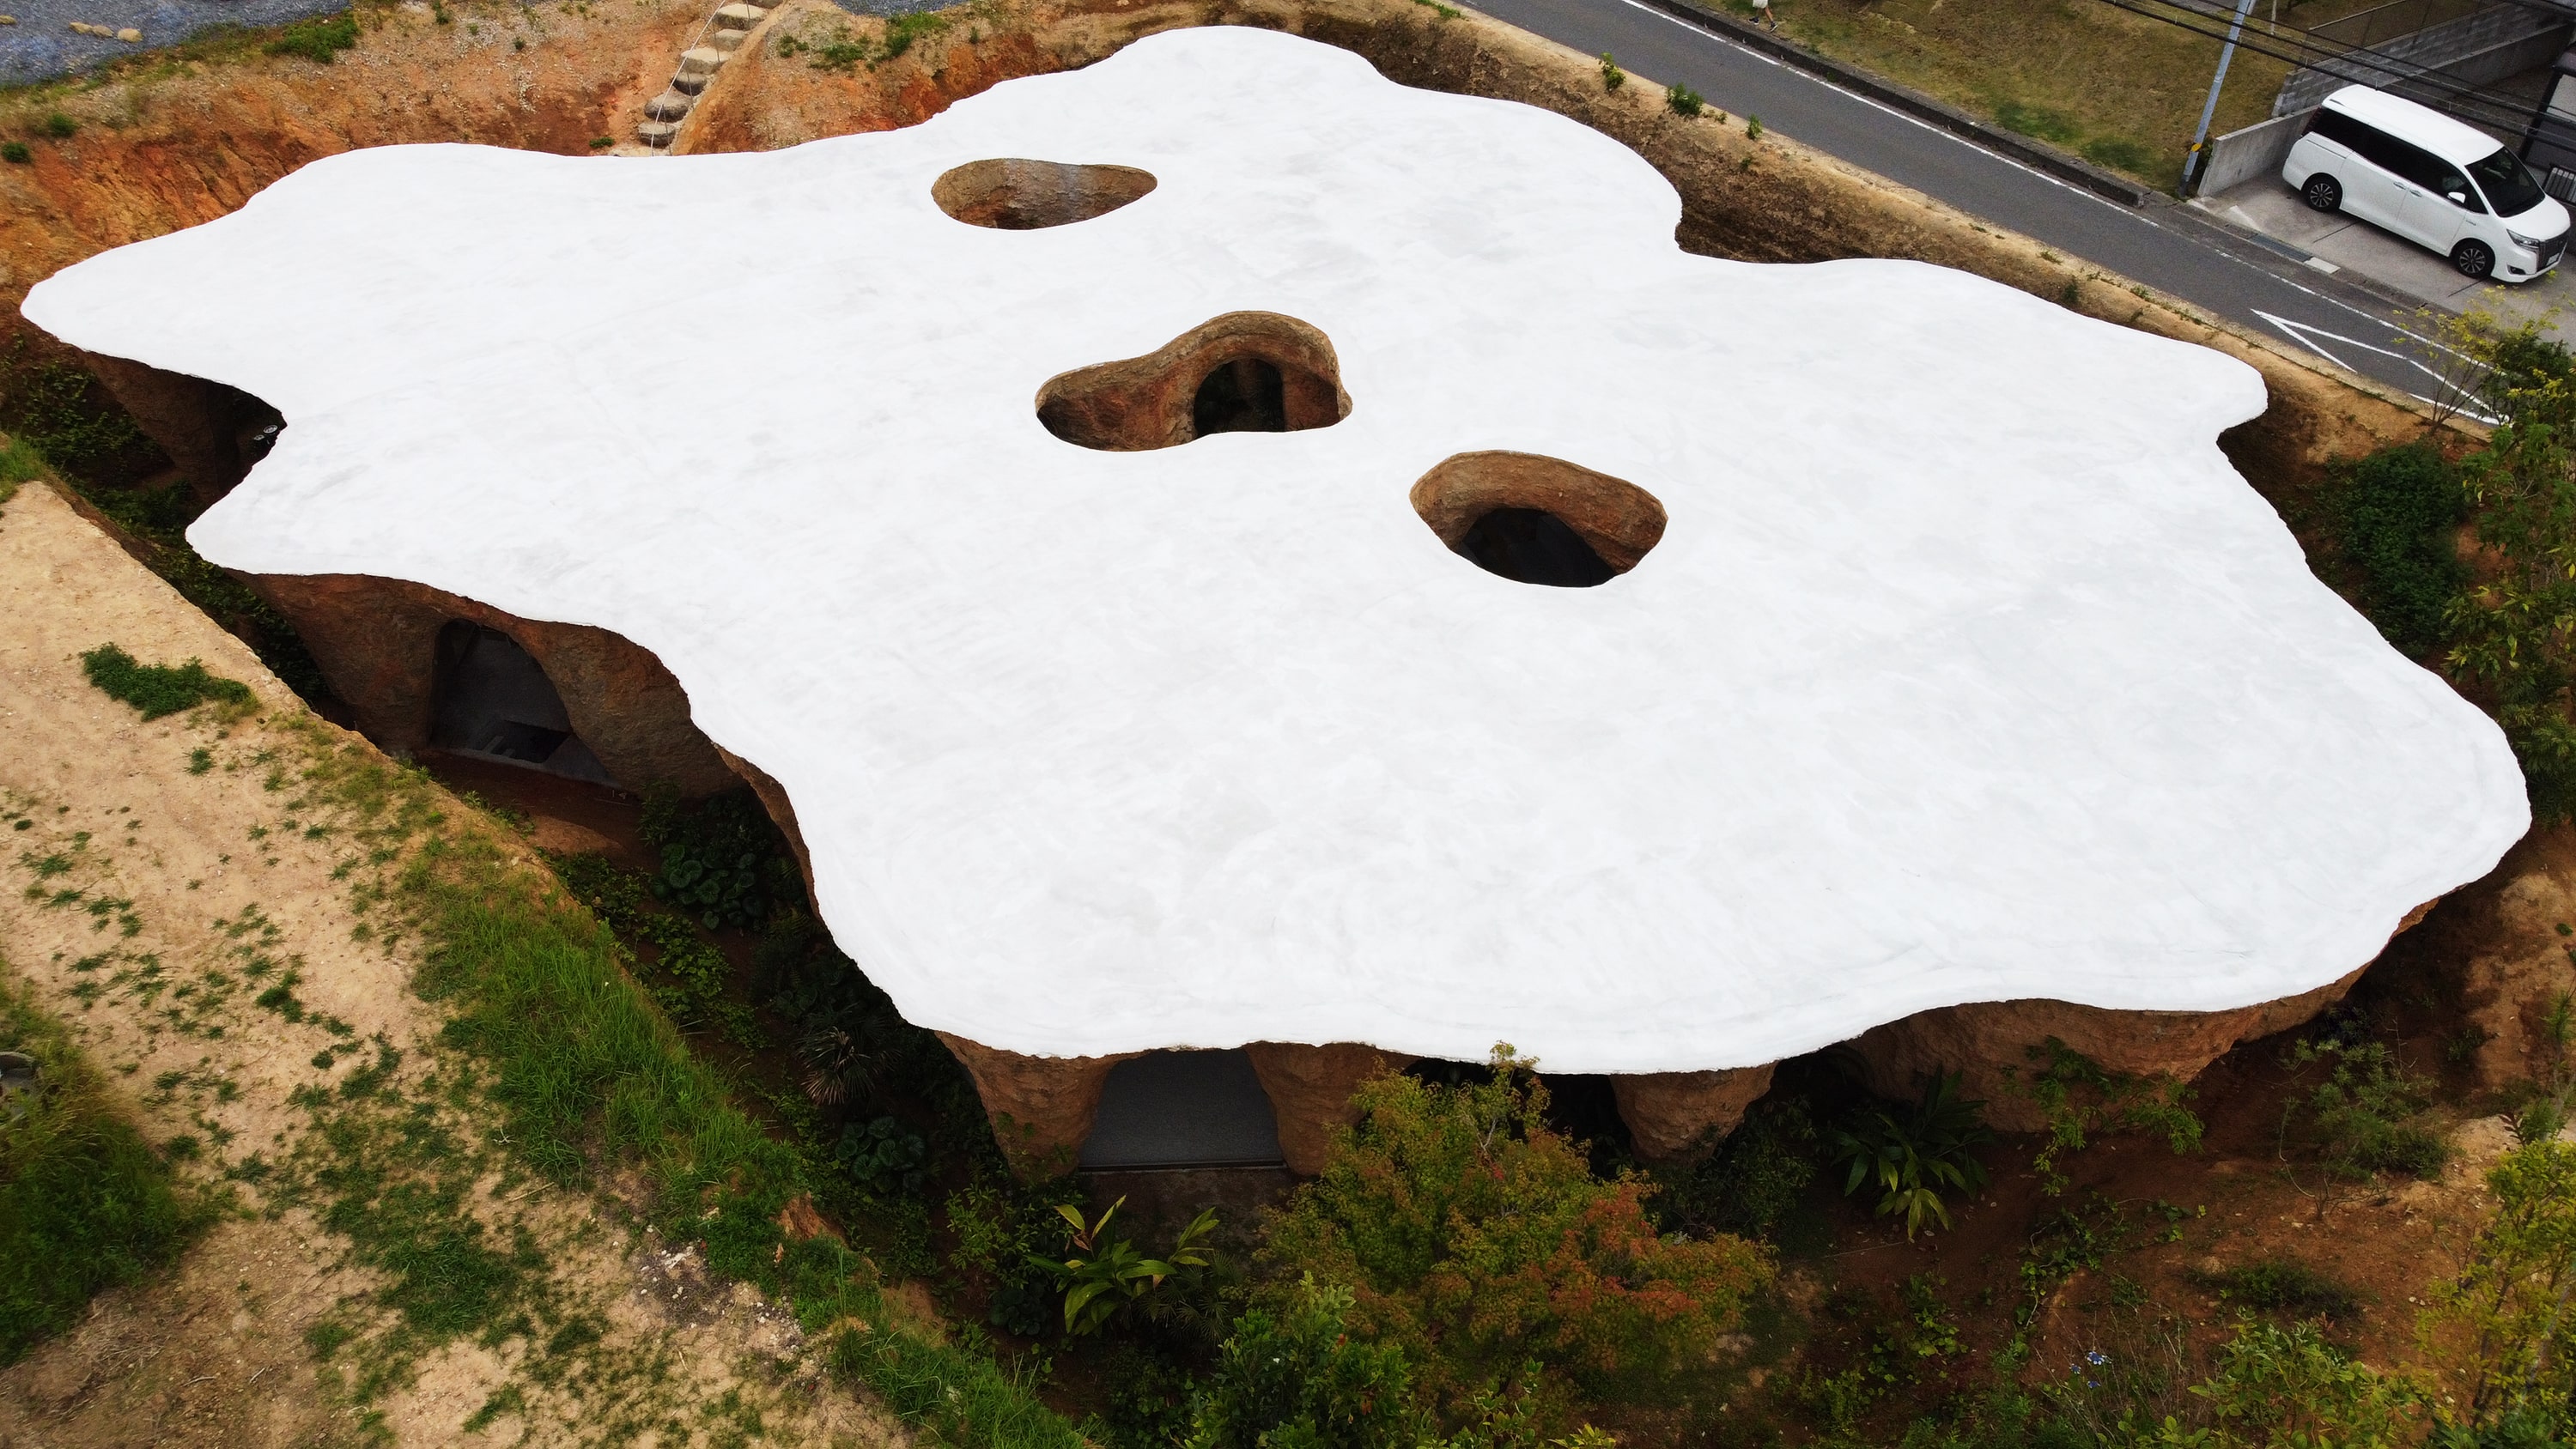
left=0, top=478, right=898, bottom=1449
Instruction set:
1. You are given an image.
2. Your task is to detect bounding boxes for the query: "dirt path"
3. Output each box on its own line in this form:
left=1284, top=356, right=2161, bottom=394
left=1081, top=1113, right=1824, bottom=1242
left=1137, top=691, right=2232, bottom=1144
left=0, top=478, right=896, bottom=1448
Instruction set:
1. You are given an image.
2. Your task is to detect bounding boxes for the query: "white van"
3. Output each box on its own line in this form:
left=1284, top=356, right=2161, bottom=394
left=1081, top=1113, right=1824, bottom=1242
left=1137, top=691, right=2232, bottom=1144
left=2281, top=84, right=2569, bottom=282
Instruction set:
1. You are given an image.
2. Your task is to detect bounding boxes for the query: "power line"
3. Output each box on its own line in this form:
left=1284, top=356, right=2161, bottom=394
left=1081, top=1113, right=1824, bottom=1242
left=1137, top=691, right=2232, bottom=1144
left=2092, top=0, right=2557, bottom=135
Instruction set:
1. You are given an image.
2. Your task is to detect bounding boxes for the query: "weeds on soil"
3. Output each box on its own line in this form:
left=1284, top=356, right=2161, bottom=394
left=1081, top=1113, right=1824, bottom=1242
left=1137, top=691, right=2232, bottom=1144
left=0, top=960, right=210, bottom=1365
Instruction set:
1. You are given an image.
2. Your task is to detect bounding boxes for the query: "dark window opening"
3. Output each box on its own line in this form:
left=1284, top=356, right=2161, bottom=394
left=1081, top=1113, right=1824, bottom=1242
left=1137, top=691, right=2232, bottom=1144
left=1191, top=358, right=1288, bottom=438
left=1079, top=1049, right=1285, bottom=1171
left=429, top=622, right=617, bottom=785
left=1457, top=507, right=1619, bottom=588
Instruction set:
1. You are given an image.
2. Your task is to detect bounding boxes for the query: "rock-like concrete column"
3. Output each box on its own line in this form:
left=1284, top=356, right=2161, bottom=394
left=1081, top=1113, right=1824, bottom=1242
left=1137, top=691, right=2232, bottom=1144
left=1850, top=966, right=2375, bottom=1131
left=1242, top=1041, right=1418, bottom=1175
left=937, top=1033, right=1138, bottom=1181
left=1610, top=1064, right=1777, bottom=1164
left=713, top=744, right=817, bottom=906
left=1846, top=900, right=2437, bottom=1129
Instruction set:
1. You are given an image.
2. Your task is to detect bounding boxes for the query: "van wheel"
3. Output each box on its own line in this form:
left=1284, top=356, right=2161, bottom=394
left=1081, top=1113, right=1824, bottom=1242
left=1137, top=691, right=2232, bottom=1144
left=2302, top=174, right=2342, bottom=212
left=2452, top=239, right=2495, bottom=279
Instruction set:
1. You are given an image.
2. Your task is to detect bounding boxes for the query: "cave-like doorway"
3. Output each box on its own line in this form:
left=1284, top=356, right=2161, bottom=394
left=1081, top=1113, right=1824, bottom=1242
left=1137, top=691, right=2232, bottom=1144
left=1079, top=1049, right=1286, bottom=1171
left=428, top=622, right=617, bottom=784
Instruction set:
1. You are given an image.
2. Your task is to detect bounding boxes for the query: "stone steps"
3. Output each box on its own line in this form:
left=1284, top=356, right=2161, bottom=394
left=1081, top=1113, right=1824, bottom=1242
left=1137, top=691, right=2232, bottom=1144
left=635, top=1, right=769, bottom=148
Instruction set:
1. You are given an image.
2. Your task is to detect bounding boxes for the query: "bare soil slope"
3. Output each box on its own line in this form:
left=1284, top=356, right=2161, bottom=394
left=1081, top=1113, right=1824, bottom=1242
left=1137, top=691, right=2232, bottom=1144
left=0, top=477, right=892, bottom=1449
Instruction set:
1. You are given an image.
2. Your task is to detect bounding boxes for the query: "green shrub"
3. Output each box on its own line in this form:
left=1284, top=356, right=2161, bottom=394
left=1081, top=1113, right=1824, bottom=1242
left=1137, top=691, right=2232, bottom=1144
left=1, top=964, right=205, bottom=1364
left=2285, top=1038, right=2447, bottom=1180
left=2185, top=1319, right=2427, bottom=1446
left=639, top=784, right=782, bottom=930
left=0, top=143, right=27, bottom=166
left=42, top=112, right=76, bottom=139
left=2480, top=329, right=2576, bottom=422
left=1666, top=83, right=1704, bottom=118
left=79, top=643, right=255, bottom=720
left=1831, top=1070, right=1992, bottom=1237
left=1597, top=52, right=1624, bottom=92
left=265, top=13, right=359, bottom=62
left=1188, top=1275, right=1431, bottom=1449
left=2425, top=1140, right=2576, bottom=1438
left=2335, top=442, right=2466, bottom=658
left=1650, top=1096, right=1820, bottom=1243
left=1258, top=1047, right=1769, bottom=1425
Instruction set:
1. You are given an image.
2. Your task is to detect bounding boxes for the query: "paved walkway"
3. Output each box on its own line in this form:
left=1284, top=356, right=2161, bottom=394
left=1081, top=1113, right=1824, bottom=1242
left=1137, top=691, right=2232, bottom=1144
left=2196, top=176, right=2576, bottom=349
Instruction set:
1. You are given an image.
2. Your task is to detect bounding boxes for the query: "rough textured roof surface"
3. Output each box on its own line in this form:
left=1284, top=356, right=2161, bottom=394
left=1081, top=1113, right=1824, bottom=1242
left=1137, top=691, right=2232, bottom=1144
left=22, top=27, right=2530, bottom=1071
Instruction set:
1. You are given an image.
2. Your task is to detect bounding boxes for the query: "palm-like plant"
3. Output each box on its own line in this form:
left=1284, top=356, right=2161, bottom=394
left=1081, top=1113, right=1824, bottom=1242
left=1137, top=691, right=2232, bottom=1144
left=1832, top=1071, right=1993, bottom=1239
left=1029, top=1196, right=1218, bottom=1337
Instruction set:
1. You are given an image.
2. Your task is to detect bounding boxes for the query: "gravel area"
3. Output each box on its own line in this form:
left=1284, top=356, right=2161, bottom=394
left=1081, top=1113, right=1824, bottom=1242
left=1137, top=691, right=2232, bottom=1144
left=2, top=0, right=347, bottom=86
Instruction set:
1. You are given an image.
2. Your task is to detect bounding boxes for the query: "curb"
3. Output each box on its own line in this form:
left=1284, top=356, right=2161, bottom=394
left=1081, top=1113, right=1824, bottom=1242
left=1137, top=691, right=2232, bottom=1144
left=1625, top=0, right=2163, bottom=208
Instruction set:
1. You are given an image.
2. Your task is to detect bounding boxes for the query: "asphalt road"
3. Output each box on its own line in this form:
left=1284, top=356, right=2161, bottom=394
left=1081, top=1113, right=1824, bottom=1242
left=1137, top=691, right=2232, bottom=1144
left=1470, top=0, right=2470, bottom=403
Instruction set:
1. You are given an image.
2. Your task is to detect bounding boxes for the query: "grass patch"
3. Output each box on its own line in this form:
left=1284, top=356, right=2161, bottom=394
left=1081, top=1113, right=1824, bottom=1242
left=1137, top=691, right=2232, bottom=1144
left=264, top=12, right=360, bottom=62
left=265, top=724, right=1083, bottom=1445
left=0, top=433, right=39, bottom=506
left=80, top=644, right=256, bottom=721
left=2196, top=1258, right=2363, bottom=1322
left=0, top=961, right=208, bottom=1365
left=1742, top=0, right=2320, bottom=185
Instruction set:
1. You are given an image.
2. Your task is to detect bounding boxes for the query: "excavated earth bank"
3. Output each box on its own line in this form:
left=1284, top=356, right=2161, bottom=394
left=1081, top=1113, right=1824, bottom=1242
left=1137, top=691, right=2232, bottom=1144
left=5, top=0, right=2556, bottom=1167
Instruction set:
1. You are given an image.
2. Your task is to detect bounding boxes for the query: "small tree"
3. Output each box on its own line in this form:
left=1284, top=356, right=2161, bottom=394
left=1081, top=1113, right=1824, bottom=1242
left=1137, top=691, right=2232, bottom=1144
left=2424, top=1141, right=2576, bottom=1438
left=2445, top=338, right=2576, bottom=821
left=1258, top=1046, right=1769, bottom=1425
left=1188, top=1275, right=1429, bottom=1449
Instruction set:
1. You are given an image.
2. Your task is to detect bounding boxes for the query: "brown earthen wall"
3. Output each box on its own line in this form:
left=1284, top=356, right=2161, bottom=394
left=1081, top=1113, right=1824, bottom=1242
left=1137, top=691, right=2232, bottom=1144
left=252, top=573, right=738, bottom=797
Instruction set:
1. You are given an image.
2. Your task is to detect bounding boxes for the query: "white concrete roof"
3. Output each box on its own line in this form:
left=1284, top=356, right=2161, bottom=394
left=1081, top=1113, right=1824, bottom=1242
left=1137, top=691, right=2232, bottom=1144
left=22, top=28, right=2528, bottom=1071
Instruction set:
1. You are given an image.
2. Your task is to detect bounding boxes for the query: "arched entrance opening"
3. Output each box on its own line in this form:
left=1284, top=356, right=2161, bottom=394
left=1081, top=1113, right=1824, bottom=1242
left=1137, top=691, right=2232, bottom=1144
left=428, top=621, right=617, bottom=784
left=1078, top=1049, right=1286, bottom=1170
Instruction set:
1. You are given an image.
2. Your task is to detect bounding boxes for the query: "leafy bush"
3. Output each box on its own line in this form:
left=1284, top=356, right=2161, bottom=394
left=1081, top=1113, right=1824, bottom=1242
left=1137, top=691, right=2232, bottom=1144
left=1666, top=83, right=1704, bottom=118
left=1650, top=1096, right=1820, bottom=1243
left=1188, top=1275, right=1431, bottom=1449
left=836, top=1114, right=929, bottom=1197
left=639, top=784, right=780, bottom=930
left=2335, top=443, right=2466, bottom=658
left=79, top=643, right=254, bottom=720
left=2184, top=1319, right=2427, bottom=1446
left=1, top=964, right=205, bottom=1363
left=2424, top=1140, right=2576, bottom=1438
left=0, top=143, right=27, bottom=166
left=2010, top=1037, right=2202, bottom=1196
left=2284, top=1039, right=2447, bottom=1180
left=2445, top=355, right=2576, bottom=819
left=265, top=13, right=359, bottom=62
left=1258, top=1046, right=1770, bottom=1424
left=946, top=1175, right=1084, bottom=1337
left=42, top=112, right=75, bottom=140
left=1597, top=52, right=1624, bottom=92
left=1832, top=1070, right=1992, bottom=1237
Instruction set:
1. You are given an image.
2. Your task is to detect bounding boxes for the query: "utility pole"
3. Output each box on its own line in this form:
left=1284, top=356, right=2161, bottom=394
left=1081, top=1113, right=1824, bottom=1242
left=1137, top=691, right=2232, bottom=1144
left=2182, top=0, right=2263, bottom=197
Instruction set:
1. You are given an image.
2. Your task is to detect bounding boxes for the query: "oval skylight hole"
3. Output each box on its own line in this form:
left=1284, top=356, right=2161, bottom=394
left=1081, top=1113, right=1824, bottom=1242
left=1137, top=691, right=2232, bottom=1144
left=1036, top=312, right=1352, bottom=451
left=1411, top=452, right=1666, bottom=588
left=933, top=159, right=1157, bottom=229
